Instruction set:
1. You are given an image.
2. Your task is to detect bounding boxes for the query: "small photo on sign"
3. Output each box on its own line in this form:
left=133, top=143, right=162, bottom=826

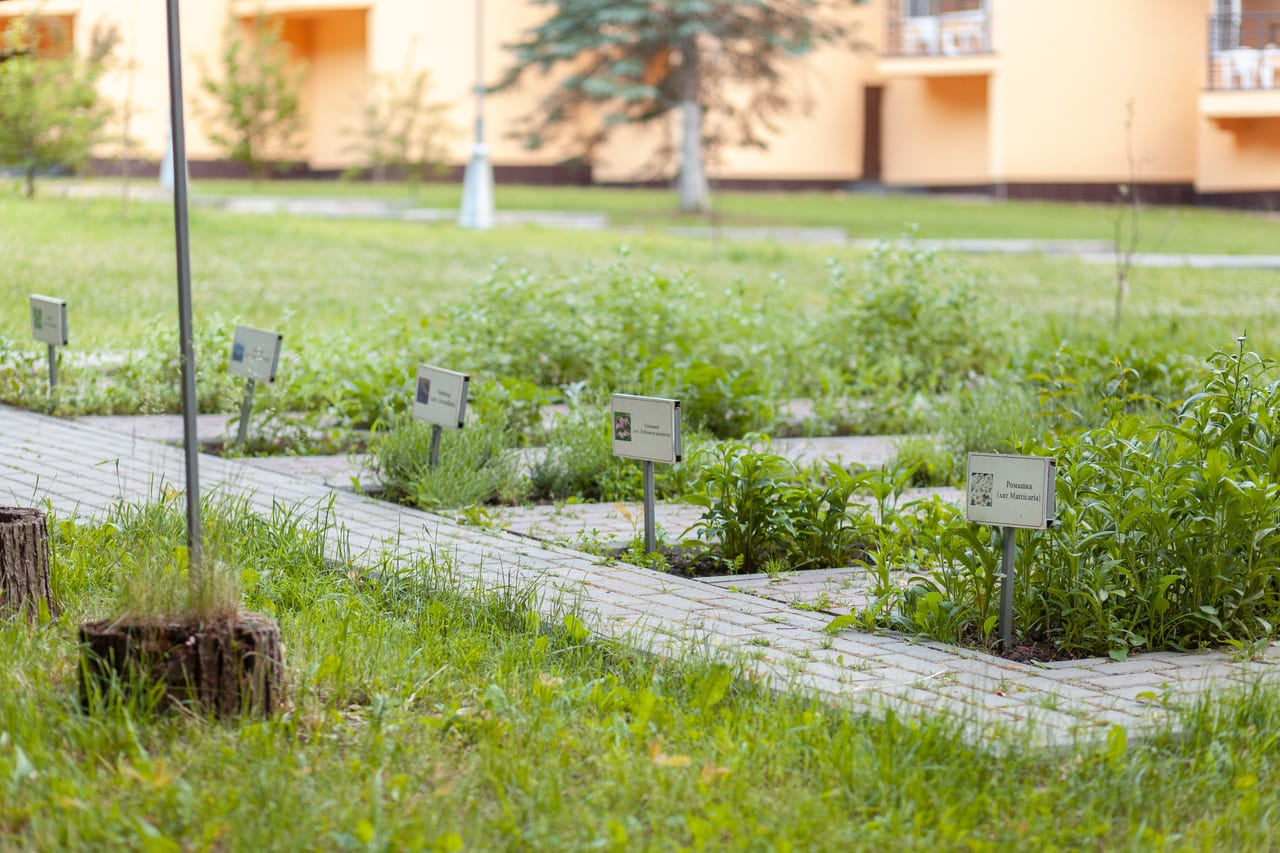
left=613, top=412, right=632, bottom=442
left=231, top=341, right=245, bottom=363
left=32, top=307, right=43, bottom=330
left=969, top=471, right=994, bottom=507
left=416, top=377, right=431, bottom=405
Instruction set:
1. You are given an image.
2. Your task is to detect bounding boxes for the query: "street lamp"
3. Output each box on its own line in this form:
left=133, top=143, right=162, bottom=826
left=459, top=0, right=494, bottom=229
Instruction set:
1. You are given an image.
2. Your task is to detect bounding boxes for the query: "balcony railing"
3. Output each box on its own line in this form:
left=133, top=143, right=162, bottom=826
left=1207, top=12, right=1280, bottom=90
left=886, top=0, right=990, bottom=58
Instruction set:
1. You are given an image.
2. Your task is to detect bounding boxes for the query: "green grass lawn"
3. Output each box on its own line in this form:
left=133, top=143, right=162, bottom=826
left=6, top=185, right=1280, bottom=847
left=3, top=498, right=1280, bottom=850
left=173, top=177, right=1280, bottom=253
left=3, top=189, right=1279, bottom=357
left=32, top=175, right=1280, bottom=250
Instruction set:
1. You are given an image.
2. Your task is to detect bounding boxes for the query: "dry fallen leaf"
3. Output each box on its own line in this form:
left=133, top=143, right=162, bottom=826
left=649, top=740, right=691, bottom=768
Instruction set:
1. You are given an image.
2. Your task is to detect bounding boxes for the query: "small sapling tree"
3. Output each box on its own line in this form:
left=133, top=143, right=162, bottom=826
left=0, top=16, right=117, bottom=198
left=1113, top=98, right=1141, bottom=333
left=344, top=67, right=455, bottom=190
left=199, top=12, right=305, bottom=180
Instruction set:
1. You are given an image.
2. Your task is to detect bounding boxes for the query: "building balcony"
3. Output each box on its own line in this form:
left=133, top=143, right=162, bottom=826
left=229, top=0, right=369, bottom=16
left=880, top=0, right=994, bottom=77
left=1203, top=11, right=1280, bottom=117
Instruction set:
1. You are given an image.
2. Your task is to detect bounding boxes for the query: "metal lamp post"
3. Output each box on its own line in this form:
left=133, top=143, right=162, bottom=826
left=459, top=0, right=494, bottom=229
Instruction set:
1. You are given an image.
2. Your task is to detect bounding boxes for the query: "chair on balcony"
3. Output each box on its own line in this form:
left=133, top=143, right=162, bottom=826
left=1219, top=47, right=1261, bottom=89
left=1261, top=44, right=1280, bottom=88
left=941, top=9, right=985, bottom=55
left=902, top=15, right=940, bottom=55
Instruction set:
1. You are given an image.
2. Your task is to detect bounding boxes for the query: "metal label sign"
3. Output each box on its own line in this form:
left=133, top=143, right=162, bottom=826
left=228, top=325, right=283, bottom=383
left=610, top=394, right=682, bottom=464
left=412, top=363, right=469, bottom=429
left=966, top=453, right=1056, bottom=530
left=30, top=294, right=68, bottom=346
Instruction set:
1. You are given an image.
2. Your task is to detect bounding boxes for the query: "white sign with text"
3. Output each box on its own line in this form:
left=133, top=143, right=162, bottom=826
left=228, top=325, right=283, bottom=383
left=30, top=294, right=68, bottom=346
left=412, top=364, right=469, bottom=429
left=610, top=394, right=682, bottom=464
left=966, top=453, right=1056, bottom=530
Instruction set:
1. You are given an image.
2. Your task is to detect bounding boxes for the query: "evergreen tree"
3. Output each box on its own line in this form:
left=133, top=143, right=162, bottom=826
left=498, top=0, right=864, bottom=213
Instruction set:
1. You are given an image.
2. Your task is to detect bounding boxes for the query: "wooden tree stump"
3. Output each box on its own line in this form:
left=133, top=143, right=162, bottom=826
left=0, top=507, right=58, bottom=621
left=79, top=612, right=284, bottom=718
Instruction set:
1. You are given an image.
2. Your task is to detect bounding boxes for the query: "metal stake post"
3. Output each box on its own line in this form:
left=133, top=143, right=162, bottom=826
left=47, top=344, right=57, bottom=391
left=643, top=460, right=657, bottom=554
left=165, top=0, right=203, bottom=572
left=1000, top=526, right=1016, bottom=648
left=235, top=378, right=256, bottom=448
left=429, top=425, right=443, bottom=469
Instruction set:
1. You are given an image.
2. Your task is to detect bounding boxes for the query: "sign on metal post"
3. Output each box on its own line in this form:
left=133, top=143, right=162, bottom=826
left=966, top=453, right=1056, bottom=648
left=30, top=294, right=67, bottom=391
left=412, top=364, right=470, bottom=467
left=610, top=394, right=682, bottom=553
left=228, top=325, right=283, bottom=383
left=30, top=295, right=68, bottom=347
left=228, top=325, right=283, bottom=449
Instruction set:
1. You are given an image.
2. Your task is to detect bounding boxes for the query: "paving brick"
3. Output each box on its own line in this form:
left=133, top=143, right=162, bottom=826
left=10, top=405, right=1280, bottom=742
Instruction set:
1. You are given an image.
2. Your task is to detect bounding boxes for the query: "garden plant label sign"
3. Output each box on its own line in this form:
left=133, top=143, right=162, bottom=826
left=610, top=394, right=682, bottom=464
left=412, top=364, right=469, bottom=429
left=30, top=295, right=68, bottom=346
left=228, top=325, right=283, bottom=383
left=966, top=453, right=1056, bottom=530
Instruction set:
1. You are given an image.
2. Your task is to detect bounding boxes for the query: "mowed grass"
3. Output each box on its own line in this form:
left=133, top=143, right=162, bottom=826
left=2, top=498, right=1280, bottom=850
left=5, top=186, right=1280, bottom=847
left=181, top=178, right=1280, bottom=254
left=4, top=187, right=1280, bottom=357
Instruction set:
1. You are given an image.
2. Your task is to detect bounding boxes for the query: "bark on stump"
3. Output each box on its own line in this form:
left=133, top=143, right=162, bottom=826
left=79, top=612, right=284, bottom=718
left=0, top=507, right=58, bottom=621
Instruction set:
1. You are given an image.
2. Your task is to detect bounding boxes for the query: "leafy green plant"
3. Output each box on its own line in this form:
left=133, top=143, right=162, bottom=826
left=198, top=12, right=305, bottom=179
left=889, top=434, right=959, bottom=488
left=818, top=242, right=1012, bottom=396
left=685, top=443, right=875, bottom=574
left=685, top=441, right=797, bottom=574
left=369, top=413, right=526, bottom=510
left=784, top=464, right=875, bottom=571
left=861, top=339, right=1280, bottom=658
left=530, top=402, right=708, bottom=503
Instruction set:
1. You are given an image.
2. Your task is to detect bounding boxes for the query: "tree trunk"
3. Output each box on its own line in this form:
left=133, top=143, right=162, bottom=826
left=79, top=612, right=284, bottom=718
left=677, top=41, right=709, bottom=215
left=0, top=507, right=57, bottom=621
left=23, top=165, right=36, bottom=199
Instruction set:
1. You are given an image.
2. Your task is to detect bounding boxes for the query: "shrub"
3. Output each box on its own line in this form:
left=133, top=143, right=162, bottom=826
left=861, top=339, right=1280, bottom=658
left=817, top=241, right=1012, bottom=396
left=685, top=441, right=875, bottom=574
left=369, top=413, right=526, bottom=510
left=530, top=402, right=708, bottom=502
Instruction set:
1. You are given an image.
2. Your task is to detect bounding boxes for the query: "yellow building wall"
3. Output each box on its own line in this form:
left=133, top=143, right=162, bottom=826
left=991, top=0, right=1202, bottom=184
left=881, top=74, right=989, bottom=185
left=1197, top=115, right=1280, bottom=189
left=20, top=0, right=1280, bottom=194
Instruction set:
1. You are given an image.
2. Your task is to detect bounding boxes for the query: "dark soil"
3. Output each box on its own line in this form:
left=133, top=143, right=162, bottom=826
left=606, top=543, right=729, bottom=577
left=956, top=626, right=1085, bottom=663
left=201, top=433, right=367, bottom=458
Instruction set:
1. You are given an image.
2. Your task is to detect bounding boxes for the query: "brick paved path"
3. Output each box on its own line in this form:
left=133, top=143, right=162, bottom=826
left=4, top=404, right=1277, bottom=745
